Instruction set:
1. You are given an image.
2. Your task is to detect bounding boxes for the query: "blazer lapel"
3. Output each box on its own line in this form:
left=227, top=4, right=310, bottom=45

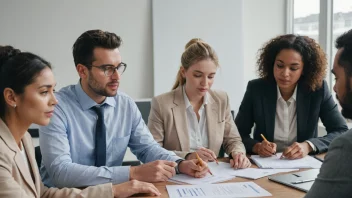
left=22, top=134, right=40, bottom=196
left=172, top=87, right=190, bottom=151
left=206, top=93, right=219, bottom=152
left=296, top=82, right=311, bottom=142
left=0, top=120, right=37, bottom=195
left=14, top=144, right=37, bottom=196
left=263, top=81, right=277, bottom=141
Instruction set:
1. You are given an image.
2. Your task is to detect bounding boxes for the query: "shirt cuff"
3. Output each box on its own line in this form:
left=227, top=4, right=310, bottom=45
left=111, top=166, right=131, bottom=184
left=306, top=140, right=316, bottom=153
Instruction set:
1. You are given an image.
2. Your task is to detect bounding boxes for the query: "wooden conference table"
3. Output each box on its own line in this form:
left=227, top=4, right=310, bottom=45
left=131, top=153, right=325, bottom=198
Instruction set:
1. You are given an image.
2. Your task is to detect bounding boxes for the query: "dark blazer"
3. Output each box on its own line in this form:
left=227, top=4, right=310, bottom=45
left=235, top=78, right=348, bottom=154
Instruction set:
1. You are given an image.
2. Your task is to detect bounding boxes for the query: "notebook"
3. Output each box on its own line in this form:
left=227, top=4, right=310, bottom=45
left=250, top=153, right=322, bottom=169
left=268, top=169, right=320, bottom=192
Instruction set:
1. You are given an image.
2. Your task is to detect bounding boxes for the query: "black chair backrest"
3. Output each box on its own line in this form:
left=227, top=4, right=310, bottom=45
left=135, top=100, right=151, bottom=125
left=35, top=146, right=42, bottom=169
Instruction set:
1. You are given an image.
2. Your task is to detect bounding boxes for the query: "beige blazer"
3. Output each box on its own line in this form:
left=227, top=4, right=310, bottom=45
left=0, top=119, right=113, bottom=198
left=148, top=86, right=246, bottom=158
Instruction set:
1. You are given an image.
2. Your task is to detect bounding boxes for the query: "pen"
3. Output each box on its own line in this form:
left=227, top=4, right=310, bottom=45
left=313, top=155, right=324, bottom=162
left=260, top=134, right=277, bottom=156
left=214, top=158, right=219, bottom=165
left=195, top=153, right=213, bottom=176
left=198, top=147, right=219, bottom=165
left=291, top=179, right=315, bottom=184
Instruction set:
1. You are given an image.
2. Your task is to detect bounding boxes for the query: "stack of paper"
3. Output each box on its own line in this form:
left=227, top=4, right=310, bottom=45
left=169, top=162, right=236, bottom=184
left=169, top=173, right=236, bottom=185
left=169, top=161, right=298, bottom=184
left=231, top=168, right=298, bottom=179
left=208, top=162, right=298, bottom=179
left=250, top=153, right=322, bottom=169
left=166, top=182, right=272, bottom=198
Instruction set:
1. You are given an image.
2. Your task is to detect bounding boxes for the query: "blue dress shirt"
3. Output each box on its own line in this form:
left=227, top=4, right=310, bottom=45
left=39, top=82, right=180, bottom=188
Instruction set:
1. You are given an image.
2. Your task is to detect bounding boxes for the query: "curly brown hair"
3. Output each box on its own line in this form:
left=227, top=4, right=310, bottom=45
left=257, top=34, right=327, bottom=91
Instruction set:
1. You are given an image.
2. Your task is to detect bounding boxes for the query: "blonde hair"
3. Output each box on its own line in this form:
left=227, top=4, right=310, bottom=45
left=172, top=38, right=219, bottom=90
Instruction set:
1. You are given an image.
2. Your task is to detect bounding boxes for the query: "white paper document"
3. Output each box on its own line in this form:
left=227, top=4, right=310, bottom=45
left=169, top=172, right=235, bottom=185
left=231, top=168, right=299, bottom=179
left=251, top=153, right=322, bottom=169
left=170, top=161, right=299, bottom=184
left=208, top=162, right=298, bottom=179
left=166, top=182, right=272, bottom=198
left=169, top=162, right=236, bottom=184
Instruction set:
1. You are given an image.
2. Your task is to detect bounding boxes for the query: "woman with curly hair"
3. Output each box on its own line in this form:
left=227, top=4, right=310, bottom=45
left=235, top=34, right=348, bottom=159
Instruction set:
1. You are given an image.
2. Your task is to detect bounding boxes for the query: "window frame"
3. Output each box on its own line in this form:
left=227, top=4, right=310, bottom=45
left=286, top=0, right=334, bottom=91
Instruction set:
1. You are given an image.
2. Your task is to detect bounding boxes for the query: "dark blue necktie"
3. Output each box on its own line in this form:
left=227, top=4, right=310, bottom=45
left=92, top=106, right=106, bottom=167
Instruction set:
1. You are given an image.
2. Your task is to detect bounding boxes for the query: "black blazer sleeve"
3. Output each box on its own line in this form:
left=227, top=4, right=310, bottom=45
left=235, top=81, right=258, bottom=152
left=308, top=80, right=348, bottom=153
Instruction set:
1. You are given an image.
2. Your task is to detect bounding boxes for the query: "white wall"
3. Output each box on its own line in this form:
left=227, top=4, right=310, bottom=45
left=243, top=0, right=286, bottom=86
left=0, top=0, right=286, bottom=102
left=1, top=1, right=286, bottom=160
left=0, top=0, right=154, bottom=99
left=153, top=0, right=244, bottom=111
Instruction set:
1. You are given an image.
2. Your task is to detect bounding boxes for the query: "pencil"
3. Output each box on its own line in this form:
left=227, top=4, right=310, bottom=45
left=195, top=153, right=213, bottom=176
left=215, top=158, right=219, bottom=165
left=260, top=134, right=277, bottom=156
left=260, top=134, right=268, bottom=142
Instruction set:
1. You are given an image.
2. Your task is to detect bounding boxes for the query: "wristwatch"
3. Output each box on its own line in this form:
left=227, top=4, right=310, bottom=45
left=174, top=159, right=185, bottom=174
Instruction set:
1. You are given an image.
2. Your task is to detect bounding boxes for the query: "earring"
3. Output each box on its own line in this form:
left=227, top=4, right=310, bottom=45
left=13, top=104, right=16, bottom=108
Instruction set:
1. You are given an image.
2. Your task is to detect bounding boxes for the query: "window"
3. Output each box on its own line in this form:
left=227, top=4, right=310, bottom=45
left=332, top=0, right=352, bottom=72
left=293, top=0, right=320, bottom=42
left=290, top=0, right=352, bottom=91
left=290, top=0, right=352, bottom=123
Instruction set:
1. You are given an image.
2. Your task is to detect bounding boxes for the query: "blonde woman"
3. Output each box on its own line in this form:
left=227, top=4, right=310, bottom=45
left=148, top=39, right=251, bottom=169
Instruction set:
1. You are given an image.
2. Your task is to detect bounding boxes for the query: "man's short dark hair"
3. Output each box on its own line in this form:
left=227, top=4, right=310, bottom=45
left=335, top=29, right=352, bottom=119
left=336, top=29, right=352, bottom=75
left=72, top=30, right=122, bottom=67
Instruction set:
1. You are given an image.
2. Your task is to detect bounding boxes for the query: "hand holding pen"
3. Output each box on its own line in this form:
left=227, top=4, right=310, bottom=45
left=281, top=142, right=311, bottom=160
left=195, top=153, right=213, bottom=176
left=186, top=147, right=219, bottom=164
left=253, top=134, right=277, bottom=157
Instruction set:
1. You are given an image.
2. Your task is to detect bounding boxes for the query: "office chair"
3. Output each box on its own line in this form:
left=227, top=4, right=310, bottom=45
left=35, top=146, right=42, bottom=169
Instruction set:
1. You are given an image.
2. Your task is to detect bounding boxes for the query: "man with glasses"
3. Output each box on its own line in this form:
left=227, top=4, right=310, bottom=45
left=39, top=30, right=209, bottom=188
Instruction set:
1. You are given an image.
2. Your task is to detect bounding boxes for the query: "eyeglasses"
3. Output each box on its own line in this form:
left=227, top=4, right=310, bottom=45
left=87, top=62, right=127, bottom=77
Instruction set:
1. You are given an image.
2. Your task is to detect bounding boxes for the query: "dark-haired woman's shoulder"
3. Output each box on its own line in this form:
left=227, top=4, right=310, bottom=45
left=244, top=78, right=276, bottom=95
left=248, top=78, right=274, bottom=87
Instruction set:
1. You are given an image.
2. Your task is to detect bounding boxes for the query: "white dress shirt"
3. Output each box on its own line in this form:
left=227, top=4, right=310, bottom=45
left=274, top=86, right=316, bottom=152
left=183, top=86, right=209, bottom=151
left=20, top=141, right=30, bottom=171
left=274, top=86, right=298, bottom=151
left=20, top=141, right=35, bottom=181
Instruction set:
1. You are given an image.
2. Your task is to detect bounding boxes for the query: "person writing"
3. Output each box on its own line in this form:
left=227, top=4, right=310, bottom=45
left=39, top=30, right=208, bottom=188
left=235, top=34, right=348, bottom=159
left=148, top=38, right=250, bottom=169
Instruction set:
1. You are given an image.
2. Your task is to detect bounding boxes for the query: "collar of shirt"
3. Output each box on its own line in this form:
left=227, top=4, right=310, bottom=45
left=276, top=85, right=298, bottom=103
left=182, top=85, right=208, bottom=110
left=74, top=81, right=116, bottom=111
